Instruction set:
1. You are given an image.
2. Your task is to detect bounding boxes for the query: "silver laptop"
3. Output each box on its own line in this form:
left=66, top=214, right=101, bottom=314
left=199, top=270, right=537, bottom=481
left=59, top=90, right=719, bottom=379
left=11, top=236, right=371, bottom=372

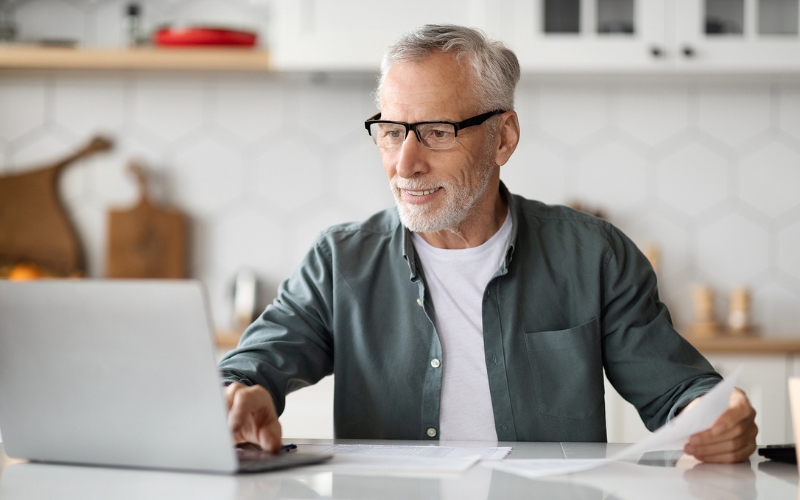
left=0, top=280, right=330, bottom=474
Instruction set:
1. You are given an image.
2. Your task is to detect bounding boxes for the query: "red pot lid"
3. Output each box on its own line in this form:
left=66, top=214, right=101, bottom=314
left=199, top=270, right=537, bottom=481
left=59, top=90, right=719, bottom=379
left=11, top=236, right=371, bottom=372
left=153, top=27, right=258, bottom=47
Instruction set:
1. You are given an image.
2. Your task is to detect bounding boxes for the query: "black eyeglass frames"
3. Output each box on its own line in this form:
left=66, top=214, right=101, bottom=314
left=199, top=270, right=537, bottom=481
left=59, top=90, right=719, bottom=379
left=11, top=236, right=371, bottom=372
left=364, top=109, right=506, bottom=150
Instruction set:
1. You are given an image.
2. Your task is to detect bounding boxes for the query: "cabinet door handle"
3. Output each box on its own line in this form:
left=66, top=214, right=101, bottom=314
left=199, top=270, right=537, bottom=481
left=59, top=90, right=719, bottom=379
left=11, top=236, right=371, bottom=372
left=650, top=46, right=664, bottom=58
left=683, top=46, right=695, bottom=58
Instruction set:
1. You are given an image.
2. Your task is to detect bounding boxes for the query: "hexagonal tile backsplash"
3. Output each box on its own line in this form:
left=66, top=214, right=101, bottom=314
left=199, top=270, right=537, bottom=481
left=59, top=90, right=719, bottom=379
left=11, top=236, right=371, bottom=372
left=2, top=11, right=800, bottom=339
left=4, top=70, right=798, bottom=337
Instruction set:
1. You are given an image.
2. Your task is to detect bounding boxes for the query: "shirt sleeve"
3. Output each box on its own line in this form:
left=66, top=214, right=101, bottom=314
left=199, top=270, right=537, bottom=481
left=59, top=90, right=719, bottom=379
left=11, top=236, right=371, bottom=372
left=218, top=235, right=335, bottom=417
left=600, top=225, right=722, bottom=432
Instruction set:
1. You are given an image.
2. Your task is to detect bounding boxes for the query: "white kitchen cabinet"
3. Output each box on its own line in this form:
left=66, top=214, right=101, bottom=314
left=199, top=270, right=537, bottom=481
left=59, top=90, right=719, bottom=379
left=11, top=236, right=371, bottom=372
left=512, top=0, right=671, bottom=72
left=269, top=0, right=800, bottom=73
left=604, top=372, right=652, bottom=444
left=269, top=0, right=496, bottom=71
left=675, top=0, right=800, bottom=72
left=280, top=375, right=335, bottom=439
left=513, top=0, right=800, bottom=72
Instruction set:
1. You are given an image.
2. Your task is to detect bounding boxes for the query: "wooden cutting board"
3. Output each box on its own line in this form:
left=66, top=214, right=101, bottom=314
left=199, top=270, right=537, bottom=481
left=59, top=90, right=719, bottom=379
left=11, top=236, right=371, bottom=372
left=105, top=162, right=187, bottom=279
left=0, top=136, right=113, bottom=277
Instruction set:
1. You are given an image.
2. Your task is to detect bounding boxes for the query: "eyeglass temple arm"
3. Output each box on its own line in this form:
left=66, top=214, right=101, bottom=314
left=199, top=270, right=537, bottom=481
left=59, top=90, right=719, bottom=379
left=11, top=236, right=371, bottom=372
left=455, top=110, right=506, bottom=130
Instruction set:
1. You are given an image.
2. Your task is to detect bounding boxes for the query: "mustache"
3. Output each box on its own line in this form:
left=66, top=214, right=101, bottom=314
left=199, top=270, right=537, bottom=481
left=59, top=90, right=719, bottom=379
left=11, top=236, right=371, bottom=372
left=391, top=178, right=444, bottom=191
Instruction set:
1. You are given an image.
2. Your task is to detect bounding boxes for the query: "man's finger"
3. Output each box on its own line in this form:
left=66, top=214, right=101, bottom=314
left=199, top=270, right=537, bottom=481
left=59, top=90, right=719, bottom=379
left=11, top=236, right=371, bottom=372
left=686, top=423, right=758, bottom=457
left=227, top=388, right=249, bottom=439
left=257, top=419, right=282, bottom=453
left=709, top=404, right=755, bottom=437
left=687, top=438, right=757, bottom=464
left=689, top=417, right=757, bottom=446
left=225, top=382, right=242, bottom=411
left=225, top=384, right=282, bottom=452
left=686, top=389, right=755, bottom=443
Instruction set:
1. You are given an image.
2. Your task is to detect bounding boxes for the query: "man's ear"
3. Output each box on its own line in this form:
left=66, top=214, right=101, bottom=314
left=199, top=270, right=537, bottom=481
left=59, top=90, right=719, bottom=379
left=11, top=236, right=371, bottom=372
left=493, top=111, right=520, bottom=167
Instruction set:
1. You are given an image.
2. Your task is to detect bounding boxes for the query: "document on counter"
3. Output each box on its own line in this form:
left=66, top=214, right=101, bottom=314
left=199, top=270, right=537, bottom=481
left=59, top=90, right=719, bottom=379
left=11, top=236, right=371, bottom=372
left=484, top=367, right=740, bottom=479
left=301, top=453, right=483, bottom=475
left=300, top=444, right=511, bottom=461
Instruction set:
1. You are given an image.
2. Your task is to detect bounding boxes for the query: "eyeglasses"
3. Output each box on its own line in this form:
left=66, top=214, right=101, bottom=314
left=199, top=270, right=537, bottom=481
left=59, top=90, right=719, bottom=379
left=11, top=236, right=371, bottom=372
left=364, top=109, right=506, bottom=150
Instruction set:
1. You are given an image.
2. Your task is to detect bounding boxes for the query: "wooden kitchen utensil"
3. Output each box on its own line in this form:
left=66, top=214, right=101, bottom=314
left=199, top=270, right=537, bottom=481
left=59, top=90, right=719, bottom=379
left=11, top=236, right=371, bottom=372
left=0, top=135, right=113, bottom=277
left=689, top=284, right=722, bottom=338
left=105, top=162, right=187, bottom=279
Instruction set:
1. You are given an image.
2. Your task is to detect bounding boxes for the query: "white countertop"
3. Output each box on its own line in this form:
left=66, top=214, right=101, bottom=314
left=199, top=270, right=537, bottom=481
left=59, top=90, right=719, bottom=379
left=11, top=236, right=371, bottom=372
left=1, top=439, right=797, bottom=500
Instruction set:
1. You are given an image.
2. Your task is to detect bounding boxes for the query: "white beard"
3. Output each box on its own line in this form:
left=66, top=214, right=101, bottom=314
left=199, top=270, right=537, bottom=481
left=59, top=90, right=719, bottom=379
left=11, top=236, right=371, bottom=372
left=390, top=157, right=495, bottom=233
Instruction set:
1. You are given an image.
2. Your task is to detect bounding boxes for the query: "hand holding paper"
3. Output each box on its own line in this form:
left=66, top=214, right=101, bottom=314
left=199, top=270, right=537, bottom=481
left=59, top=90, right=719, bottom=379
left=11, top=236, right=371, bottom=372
left=613, top=366, right=744, bottom=461
left=683, top=387, right=758, bottom=463
left=485, top=368, right=754, bottom=479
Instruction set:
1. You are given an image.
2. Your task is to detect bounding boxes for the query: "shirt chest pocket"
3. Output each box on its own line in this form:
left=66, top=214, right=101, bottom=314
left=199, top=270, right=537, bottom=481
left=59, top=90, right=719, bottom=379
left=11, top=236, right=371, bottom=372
left=523, top=317, right=604, bottom=420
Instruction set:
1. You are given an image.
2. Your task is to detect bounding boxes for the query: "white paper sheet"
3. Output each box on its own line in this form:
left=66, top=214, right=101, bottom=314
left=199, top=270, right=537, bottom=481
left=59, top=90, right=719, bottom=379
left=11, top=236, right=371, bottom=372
left=300, top=453, right=482, bottom=475
left=484, top=368, right=740, bottom=479
left=484, top=458, right=613, bottom=479
left=301, top=444, right=511, bottom=461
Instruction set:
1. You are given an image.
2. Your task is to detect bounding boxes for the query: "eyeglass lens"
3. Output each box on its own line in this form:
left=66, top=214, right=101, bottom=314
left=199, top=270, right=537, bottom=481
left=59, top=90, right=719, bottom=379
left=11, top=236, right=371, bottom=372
left=370, top=122, right=457, bottom=150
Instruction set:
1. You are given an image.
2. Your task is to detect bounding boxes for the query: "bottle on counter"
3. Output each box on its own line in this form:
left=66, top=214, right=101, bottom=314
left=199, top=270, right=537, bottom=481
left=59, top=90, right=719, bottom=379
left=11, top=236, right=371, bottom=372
left=123, top=3, right=143, bottom=47
left=727, top=286, right=755, bottom=336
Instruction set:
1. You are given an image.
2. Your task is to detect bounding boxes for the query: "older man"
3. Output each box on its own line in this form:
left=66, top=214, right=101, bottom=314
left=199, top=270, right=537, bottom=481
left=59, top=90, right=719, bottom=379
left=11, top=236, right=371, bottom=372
left=220, top=25, right=757, bottom=463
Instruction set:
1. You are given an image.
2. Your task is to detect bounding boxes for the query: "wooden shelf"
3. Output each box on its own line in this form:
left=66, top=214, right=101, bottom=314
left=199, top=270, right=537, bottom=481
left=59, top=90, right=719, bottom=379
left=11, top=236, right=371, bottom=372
left=684, top=335, right=800, bottom=355
left=0, top=45, right=270, bottom=71
left=216, top=330, right=244, bottom=350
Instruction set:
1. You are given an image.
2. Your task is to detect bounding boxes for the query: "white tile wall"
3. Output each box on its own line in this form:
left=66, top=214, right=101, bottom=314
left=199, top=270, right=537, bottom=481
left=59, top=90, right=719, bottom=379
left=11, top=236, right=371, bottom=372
left=696, top=87, right=772, bottom=149
left=696, top=213, right=772, bottom=286
left=780, top=220, right=800, bottom=282
left=739, top=142, right=800, bottom=217
left=3, top=70, right=798, bottom=338
left=657, top=142, right=730, bottom=217
left=575, top=141, right=648, bottom=215
left=0, top=78, right=47, bottom=146
left=780, top=89, right=800, bottom=141
left=617, top=86, right=689, bottom=146
left=536, top=85, right=608, bottom=146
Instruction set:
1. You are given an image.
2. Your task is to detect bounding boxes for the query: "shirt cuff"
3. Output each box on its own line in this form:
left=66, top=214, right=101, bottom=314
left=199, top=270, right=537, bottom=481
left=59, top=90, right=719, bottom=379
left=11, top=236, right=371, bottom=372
left=667, top=377, right=723, bottom=421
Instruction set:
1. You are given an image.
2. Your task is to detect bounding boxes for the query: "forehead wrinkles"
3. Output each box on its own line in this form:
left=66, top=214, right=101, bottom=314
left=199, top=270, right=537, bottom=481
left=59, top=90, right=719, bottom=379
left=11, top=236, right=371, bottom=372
left=379, top=55, right=480, bottom=117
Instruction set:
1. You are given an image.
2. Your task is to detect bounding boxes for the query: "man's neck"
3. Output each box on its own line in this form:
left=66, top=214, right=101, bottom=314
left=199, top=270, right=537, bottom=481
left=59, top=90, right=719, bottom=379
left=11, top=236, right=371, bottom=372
left=415, top=187, right=508, bottom=249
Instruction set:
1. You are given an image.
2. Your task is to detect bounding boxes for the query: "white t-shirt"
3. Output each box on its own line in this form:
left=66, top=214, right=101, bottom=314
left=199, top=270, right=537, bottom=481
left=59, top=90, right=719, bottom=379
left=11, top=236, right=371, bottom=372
left=411, top=211, right=512, bottom=441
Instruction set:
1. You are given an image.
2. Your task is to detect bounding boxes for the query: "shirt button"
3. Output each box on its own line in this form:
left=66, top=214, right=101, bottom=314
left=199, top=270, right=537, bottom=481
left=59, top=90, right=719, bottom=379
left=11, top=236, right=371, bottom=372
left=427, top=427, right=437, bottom=437
left=431, top=359, right=440, bottom=368
left=416, top=298, right=423, bottom=306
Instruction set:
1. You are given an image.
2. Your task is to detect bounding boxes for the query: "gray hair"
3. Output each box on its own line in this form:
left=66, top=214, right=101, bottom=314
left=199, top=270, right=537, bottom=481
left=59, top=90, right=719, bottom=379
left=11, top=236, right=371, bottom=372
left=376, top=24, right=520, bottom=112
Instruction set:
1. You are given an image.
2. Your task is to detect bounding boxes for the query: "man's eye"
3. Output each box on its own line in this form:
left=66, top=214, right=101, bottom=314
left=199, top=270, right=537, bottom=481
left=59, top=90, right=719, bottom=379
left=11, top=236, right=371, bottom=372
left=426, top=127, right=453, bottom=140
left=379, top=127, right=402, bottom=140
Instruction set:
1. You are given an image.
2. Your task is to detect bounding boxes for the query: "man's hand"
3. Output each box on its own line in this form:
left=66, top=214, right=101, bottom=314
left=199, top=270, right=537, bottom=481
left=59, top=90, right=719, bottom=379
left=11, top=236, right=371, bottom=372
left=225, top=382, right=282, bottom=453
left=683, top=388, right=758, bottom=463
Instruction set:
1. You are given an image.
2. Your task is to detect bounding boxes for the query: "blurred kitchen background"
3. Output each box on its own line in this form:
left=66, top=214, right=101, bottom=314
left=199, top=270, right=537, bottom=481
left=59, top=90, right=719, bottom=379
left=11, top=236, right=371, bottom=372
left=1, top=0, right=800, bottom=443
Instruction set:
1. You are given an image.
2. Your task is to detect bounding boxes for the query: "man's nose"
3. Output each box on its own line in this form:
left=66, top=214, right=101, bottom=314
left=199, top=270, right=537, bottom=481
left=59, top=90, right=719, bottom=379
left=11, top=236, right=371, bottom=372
left=395, top=130, right=427, bottom=178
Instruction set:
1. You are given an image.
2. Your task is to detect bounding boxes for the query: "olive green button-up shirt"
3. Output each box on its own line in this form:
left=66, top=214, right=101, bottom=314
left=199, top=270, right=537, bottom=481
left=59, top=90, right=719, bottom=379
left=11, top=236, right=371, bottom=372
left=219, top=183, right=721, bottom=442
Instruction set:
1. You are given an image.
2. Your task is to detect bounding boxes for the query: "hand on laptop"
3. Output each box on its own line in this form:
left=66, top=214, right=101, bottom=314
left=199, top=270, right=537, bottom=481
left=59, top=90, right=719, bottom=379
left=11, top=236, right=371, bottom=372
left=225, top=382, right=283, bottom=453
left=683, top=387, right=758, bottom=463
